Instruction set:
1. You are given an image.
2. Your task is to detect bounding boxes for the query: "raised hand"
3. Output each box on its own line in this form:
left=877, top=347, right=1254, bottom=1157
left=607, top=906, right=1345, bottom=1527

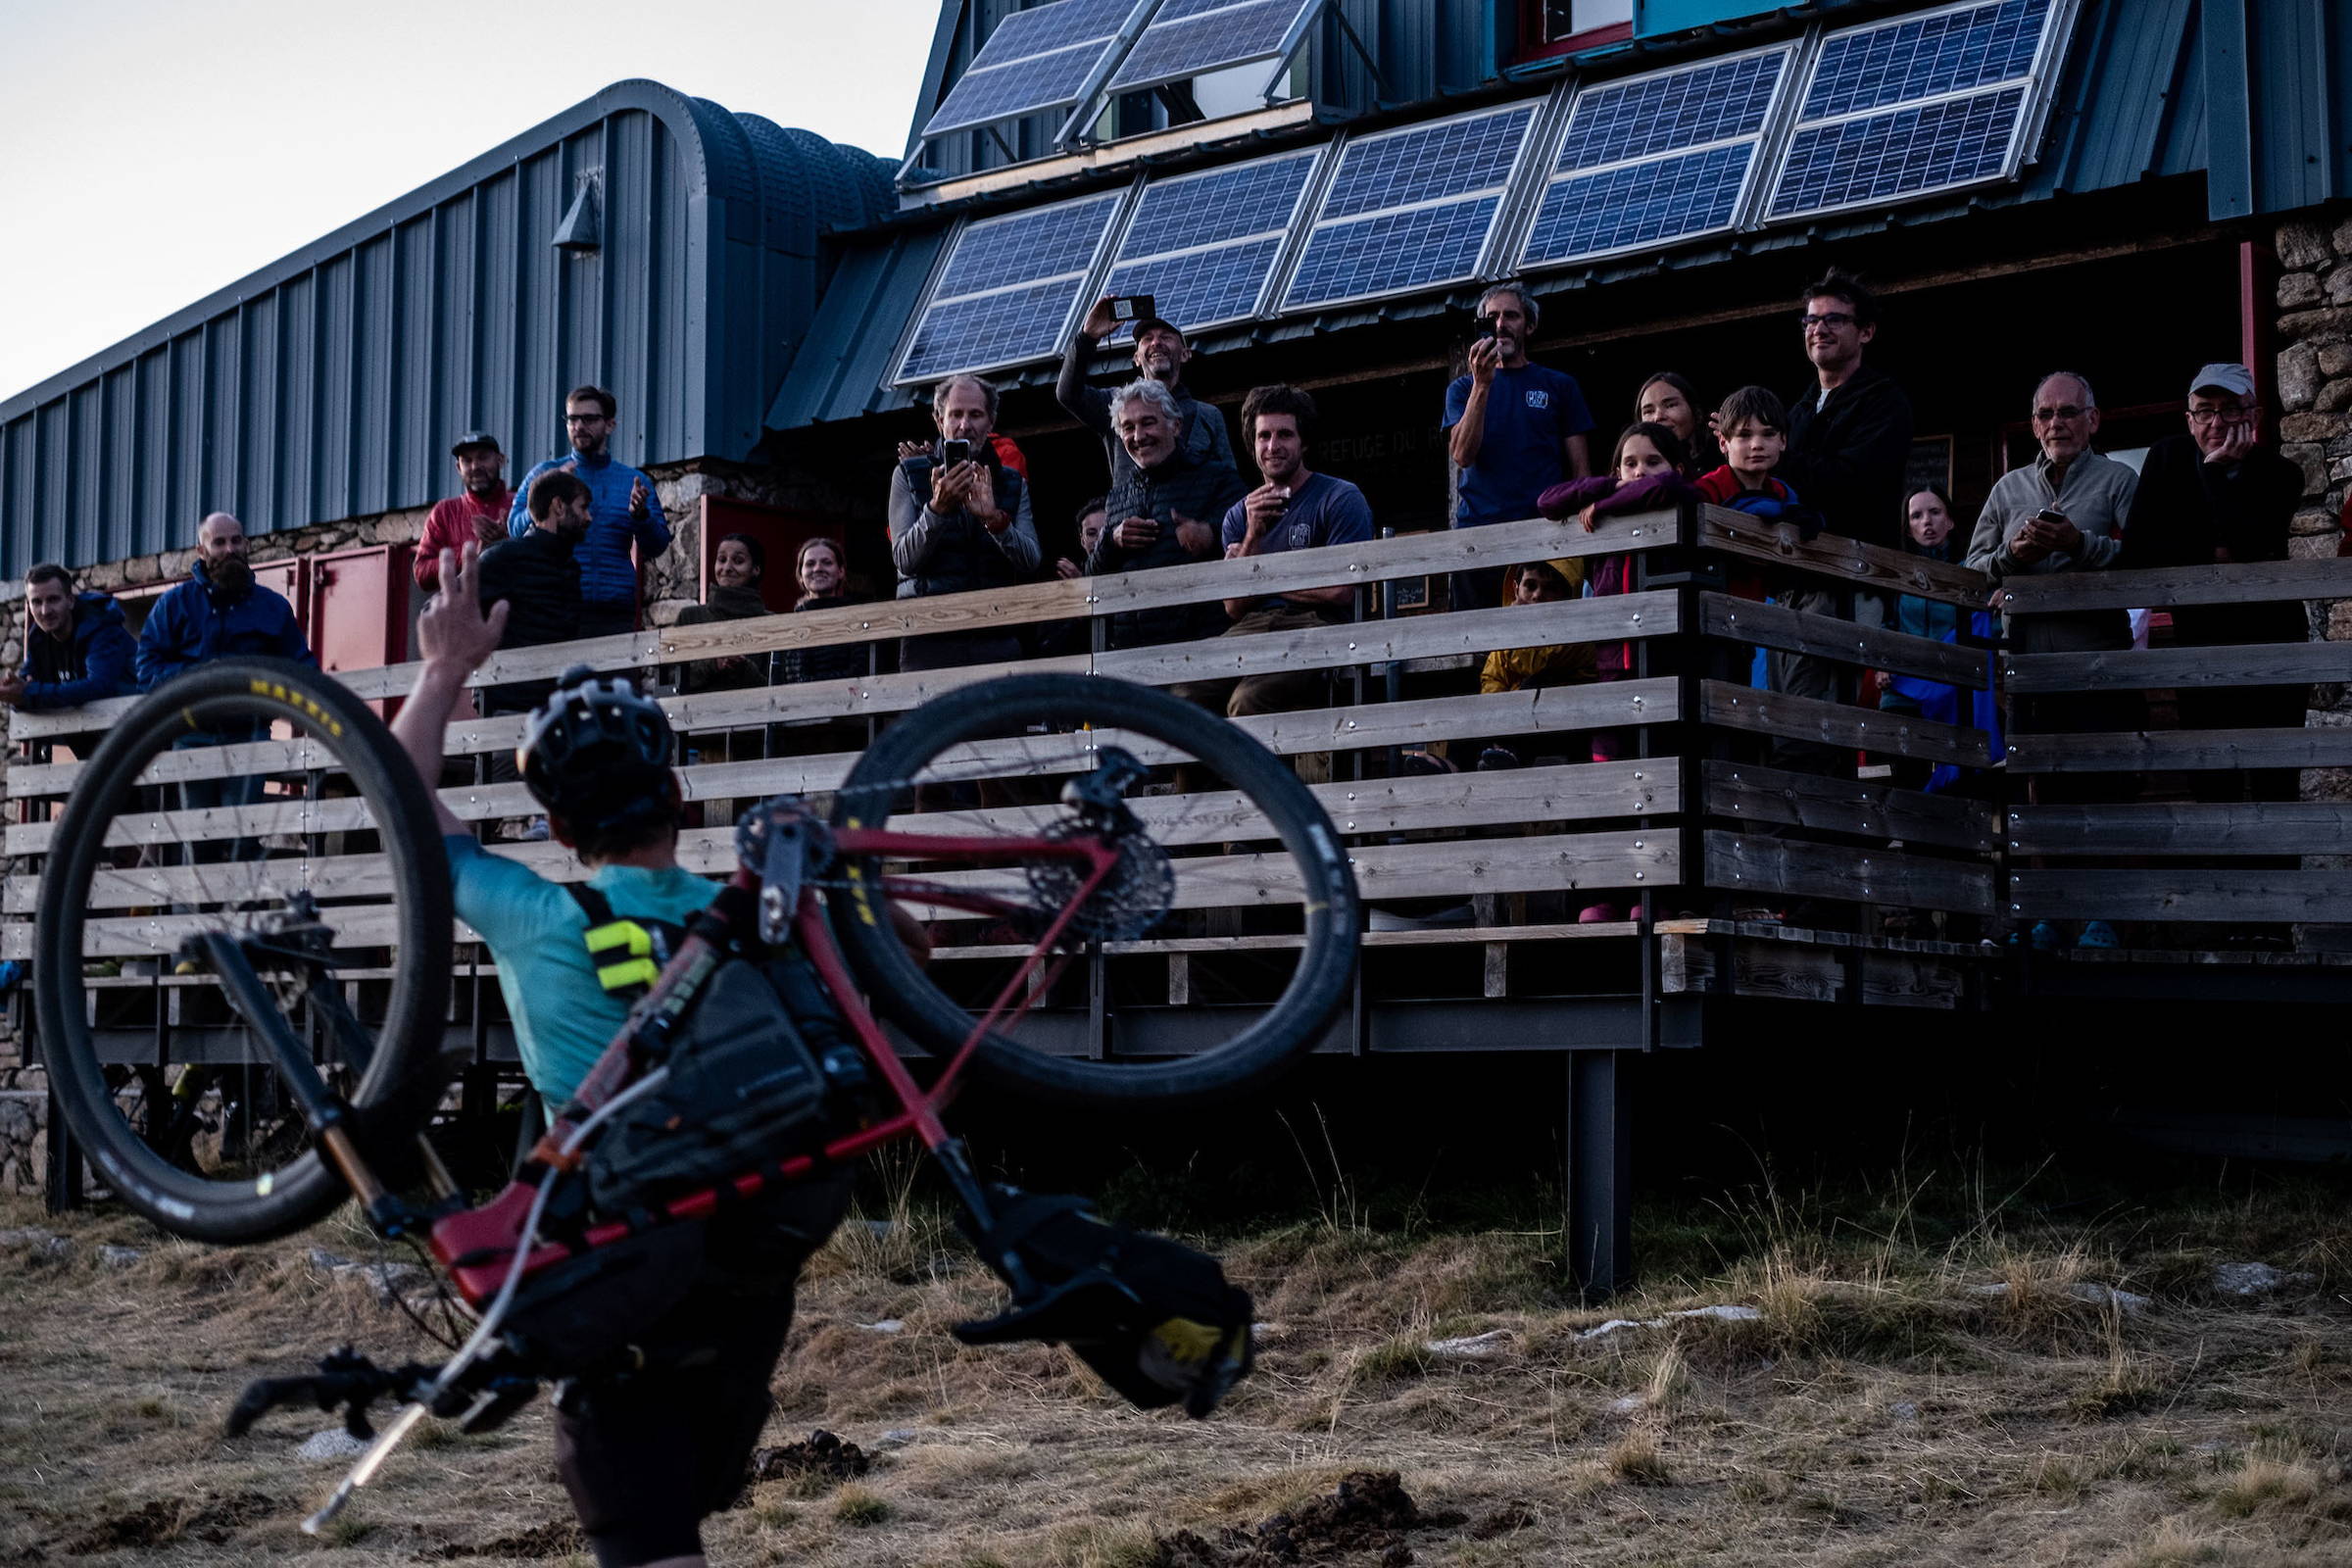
left=418, top=542, right=511, bottom=672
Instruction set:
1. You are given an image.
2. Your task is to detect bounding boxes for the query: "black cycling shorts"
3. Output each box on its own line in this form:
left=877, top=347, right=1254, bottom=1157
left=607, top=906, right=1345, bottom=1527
left=554, top=1172, right=854, bottom=1567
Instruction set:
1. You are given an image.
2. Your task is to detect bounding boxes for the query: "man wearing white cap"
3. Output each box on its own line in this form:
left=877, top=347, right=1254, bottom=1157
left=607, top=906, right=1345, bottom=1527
left=2126, top=363, right=2309, bottom=803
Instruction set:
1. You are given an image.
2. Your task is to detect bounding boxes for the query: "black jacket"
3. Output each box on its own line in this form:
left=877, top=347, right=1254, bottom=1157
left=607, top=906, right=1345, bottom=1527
left=474, top=526, right=583, bottom=711
left=780, top=595, right=875, bottom=685
left=1781, top=365, right=1916, bottom=551
left=1086, top=444, right=1248, bottom=649
left=2126, top=432, right=2308, bottom=647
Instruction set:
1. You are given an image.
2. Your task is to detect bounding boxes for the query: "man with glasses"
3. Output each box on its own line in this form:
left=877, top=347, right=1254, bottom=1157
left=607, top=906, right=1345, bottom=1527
left=2126, top=364, right=2308, bottom=805
left=1756, top=270, right=1916, bottom=776
left=1443, top=279, right=1594, bottom=611
left=508, top=385, right=670, bottom=638
left=1968, top=371, right=2140, bottom=947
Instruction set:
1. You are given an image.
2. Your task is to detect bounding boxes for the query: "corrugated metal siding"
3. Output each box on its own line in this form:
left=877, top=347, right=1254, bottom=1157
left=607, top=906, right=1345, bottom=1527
left=0, top=80, right=893, bottom=578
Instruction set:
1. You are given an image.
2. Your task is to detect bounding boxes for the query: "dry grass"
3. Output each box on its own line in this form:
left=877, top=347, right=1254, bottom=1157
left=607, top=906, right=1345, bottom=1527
left=3, top=1164, right=2351, bottom=1566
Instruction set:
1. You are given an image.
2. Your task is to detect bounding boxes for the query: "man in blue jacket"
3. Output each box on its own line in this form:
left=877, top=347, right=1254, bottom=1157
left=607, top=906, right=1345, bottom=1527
left=507, top=384, right=669, bottom=638
left=0, top=563, right=138, bottom=713
left=134, top=514, right=314, bottom=851
left=134, top=513, right=313, bottom=688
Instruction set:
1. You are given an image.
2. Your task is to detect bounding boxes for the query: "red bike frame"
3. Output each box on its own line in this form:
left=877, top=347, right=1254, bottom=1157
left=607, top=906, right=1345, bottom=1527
left=428, top=826, right=1119, bottom=1305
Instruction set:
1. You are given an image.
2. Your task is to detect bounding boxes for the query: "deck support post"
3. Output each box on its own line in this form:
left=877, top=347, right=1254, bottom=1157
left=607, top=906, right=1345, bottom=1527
left=1566, top=1049, right=1632, bottom=1299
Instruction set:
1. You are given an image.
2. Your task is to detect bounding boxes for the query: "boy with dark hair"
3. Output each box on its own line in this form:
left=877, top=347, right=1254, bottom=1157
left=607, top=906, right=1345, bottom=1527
left=1694, top=387, right=1820, bottom=533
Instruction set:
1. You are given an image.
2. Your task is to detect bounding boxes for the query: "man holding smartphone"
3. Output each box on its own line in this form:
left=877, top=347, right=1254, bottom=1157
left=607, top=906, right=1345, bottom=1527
left=1059, top=298, right=1238, bottom=488
left=1443, top=280, right=1593, bottom=611
left=888, top=372, right=1041, bottom=671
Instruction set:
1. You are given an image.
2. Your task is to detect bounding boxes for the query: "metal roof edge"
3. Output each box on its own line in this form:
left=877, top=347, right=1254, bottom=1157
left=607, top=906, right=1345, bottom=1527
left=0, top=78, right=846, bottom=420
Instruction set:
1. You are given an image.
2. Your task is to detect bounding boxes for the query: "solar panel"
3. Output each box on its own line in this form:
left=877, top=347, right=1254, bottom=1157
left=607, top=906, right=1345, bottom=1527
left=1767, top=0, right=2061, bottom=220
left=921, top=0, right=1142, bottom=141
left=898, top=190, right=1127, bottom=383
left=1098, top=150, right=1320, bottom=335
left=1520, top=46, right=1792, bottom=268
left=1281, top=104, right=1540, bottom=311
left=1104, top=0, right=1317, bottom=95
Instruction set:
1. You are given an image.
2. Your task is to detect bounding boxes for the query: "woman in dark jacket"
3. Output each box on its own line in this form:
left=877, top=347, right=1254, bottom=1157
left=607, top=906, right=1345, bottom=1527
left=774, top=535, right=874, bottom=760
left=671, top=533, right=773, bottom=695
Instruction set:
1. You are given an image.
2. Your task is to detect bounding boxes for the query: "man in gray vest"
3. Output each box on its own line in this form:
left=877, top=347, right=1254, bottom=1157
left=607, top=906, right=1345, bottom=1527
left=887, top=373, right=1041, bottom=671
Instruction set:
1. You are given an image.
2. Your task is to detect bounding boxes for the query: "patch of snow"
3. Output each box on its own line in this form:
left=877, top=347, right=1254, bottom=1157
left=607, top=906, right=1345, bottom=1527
left=2214, top=1262, right=2314, bottom=1297
left=1425, top=1329, right=1513, bottom=1358
left=98, top=1245, right=141, bottom=1268
left=857, top=1319, right=906, bottom=1334
left=1575, top=1303, right=1761, bottom=1342
left=874, top=1429, right=918, bottom=1450
left=297, top=1428, right=370, bottom=1462
left=1969, top=1281, right=2149, bottom=1314
left=1608, top=1396, right=1644, bottom=1414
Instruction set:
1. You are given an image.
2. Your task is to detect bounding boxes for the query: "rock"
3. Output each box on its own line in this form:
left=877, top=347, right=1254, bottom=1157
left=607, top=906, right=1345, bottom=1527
left=2322, top=344, right=2352, bottom=379
left=1969, top=1281, right=2149, bottom=1313
left=2280, top=343, right=2324, bottom=410
left=2333, top=215, right=2352, bottom=258
left=1425, top=1329, right=1513, bottom=1358
left=1575, top=1303, right=1761, bottom=1341
left=2278, top=220, right=2332, bottom=269
left=1608, top=1395, right=1644, bottom=1413
left=2280, top=412, right=2337, bottom=442
left=2325, top=269, right=2352, bottom=307
left=2319, top=378, right=2352, bottom=415
left=2281, top=270, right=2326, bottom=309
left=297, top=1427, right=370, bottom=1462
left=352, top=1262, right=426, bottom=1304
left=98, top=1245, right=141, bottom=1269
left=2283, top=442, right=2330, bottom=495
left=1891, top=1400, right=1920, bottom=1421
left=856, top=1319, right=905, bottom=1334
left=308, top=1248, right=355, bottom=1271
left=749, top=1430, right=870, bottom=1484
left=2292, top=507, right=2338, bottom=536
left=2213, top=1261, right=2316, bottom=1296
left=0, top=1227, right=58, bottom=1248
left=873, top=1429, right=918, bottom=1450
left=2278, top=307, right=2352, bottom=345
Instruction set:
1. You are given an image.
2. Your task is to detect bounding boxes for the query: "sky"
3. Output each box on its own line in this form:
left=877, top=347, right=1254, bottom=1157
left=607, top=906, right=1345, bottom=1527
left=0, top=0, right=942, bottom=403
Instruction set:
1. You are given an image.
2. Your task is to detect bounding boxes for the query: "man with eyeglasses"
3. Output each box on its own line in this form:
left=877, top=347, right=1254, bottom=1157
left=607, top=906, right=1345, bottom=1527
left=2126, top=364, right=2308, bottom=806
left=1968, top=371, right=2141, bottom=940
left=508, top=384, right=670, bottom=638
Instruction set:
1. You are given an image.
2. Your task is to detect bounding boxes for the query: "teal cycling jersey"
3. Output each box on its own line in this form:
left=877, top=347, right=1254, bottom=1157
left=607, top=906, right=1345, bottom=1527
left=445, top=834, right=718, bottom=1103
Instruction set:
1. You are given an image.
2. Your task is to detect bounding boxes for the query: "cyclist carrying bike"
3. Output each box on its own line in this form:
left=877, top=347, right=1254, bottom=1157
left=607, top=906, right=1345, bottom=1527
left=390, top=543, right=849, bottom=1568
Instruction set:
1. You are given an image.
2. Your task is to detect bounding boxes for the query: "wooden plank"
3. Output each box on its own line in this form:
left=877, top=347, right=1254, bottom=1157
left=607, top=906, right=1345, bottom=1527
left=2007, top=870, right=2352, bottom=922
left=1698, top=593, right=1987, bottom=688
left=2006, top=642, right=2350, bottom=694
left=9, top=509, right=1680, bottom=741
left=1698, top=680, right=1992, bottom=766
left=1703, top=829, right=1994, bottom=914
left=11, top=760, right=1682, bottom=914
left=1700, top=760, right=1997, bottom=852
left=2006, top=725, right=2352, bottom=773
left=926, top=921, right=1643, bottom=960
left=1999, top=557, right=2352, bottom=613
left=10, top=590, right=1684, bottom=795
left=2007, top=802, right=2352, bottom=857
left=3, top=680, right=1683, bottom=856
left=1698, top=507, right=1988, bottom=607
left=1658, top=934, right=1963, bottom=1008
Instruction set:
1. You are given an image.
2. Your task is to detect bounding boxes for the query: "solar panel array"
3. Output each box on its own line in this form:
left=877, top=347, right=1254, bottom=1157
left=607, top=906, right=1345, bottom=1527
left=897, top=191, right=1126, bottom=382
left=1281, top=105, right=1540, bottom=311
left=1105, top=0, right=1318, bottom=95
left=921, top=0, right=1141, bottom=140
left=1520, top=47, right=1793, bottom=268
left=895, top=1, right=2076, bottom=384
left=1098, top=149, right=1322, bottom=337
left=1767, top=0, right=2055, bottom=220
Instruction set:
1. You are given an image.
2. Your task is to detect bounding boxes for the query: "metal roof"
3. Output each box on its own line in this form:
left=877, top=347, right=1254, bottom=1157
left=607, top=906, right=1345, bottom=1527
left=768, top=0, right=2352, bottom=433
left=0, top=80, right=893, bottom=577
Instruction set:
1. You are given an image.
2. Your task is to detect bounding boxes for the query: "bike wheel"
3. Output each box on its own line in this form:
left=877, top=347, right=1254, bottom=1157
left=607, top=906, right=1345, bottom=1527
left=827, top=673, right=1357, bottom=1108
left=31, top=657, right=455, bottom=1244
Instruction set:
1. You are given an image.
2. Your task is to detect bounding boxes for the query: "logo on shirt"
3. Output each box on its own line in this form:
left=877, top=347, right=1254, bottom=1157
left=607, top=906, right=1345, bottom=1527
left=1525, top=390, right=1551, bottom=410
left=1288, top=520, right=1312, bottom=550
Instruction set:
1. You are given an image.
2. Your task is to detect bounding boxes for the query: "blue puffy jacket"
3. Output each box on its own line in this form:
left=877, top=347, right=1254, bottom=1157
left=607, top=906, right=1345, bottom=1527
left=22, top=592, right=138, bottom=710
left=506, top=450, right=670, bottom=611
left=135, top=562, right=315, bottom=690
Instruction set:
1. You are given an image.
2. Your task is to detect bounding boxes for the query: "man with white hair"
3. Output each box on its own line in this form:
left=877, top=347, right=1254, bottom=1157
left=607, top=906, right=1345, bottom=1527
left=888, top=372, right=1041, bottom=670
left=1443, top=279, right=1593, bottom=610
left=1085, top=378, right=1246, bottom=650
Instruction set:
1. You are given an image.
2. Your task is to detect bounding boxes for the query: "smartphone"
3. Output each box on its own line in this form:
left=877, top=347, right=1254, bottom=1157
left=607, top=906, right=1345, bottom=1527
left=1476, top=316, right=1499, bottom=342
left=1108, top=294, right=1157, bottom=326
left=940, top=438, right=971, bottom=466
left=2033, top=508, right=2068, bottom=526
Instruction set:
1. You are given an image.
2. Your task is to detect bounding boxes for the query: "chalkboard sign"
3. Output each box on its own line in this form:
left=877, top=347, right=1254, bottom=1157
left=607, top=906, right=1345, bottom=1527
left=1906, top=435, right=1954, bottom=501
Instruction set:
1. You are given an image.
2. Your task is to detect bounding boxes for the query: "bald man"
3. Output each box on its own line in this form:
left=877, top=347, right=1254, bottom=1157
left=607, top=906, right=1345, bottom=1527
left=134, top=513, right=313, bottom=689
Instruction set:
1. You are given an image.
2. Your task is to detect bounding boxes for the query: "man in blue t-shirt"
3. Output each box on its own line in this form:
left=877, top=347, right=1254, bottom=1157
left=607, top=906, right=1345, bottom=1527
left=389, top=544, right=851, bottom=1568
left=1171, top=384, right=1375, bottom=722
left=1442, top=281, right=1594, bottom=611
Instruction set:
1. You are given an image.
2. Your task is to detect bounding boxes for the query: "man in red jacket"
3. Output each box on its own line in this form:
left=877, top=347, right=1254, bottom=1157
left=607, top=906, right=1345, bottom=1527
left=415, top=430, right=514, bottom=597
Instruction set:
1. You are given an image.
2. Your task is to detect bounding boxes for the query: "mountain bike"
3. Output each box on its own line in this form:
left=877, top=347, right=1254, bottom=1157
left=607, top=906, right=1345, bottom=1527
left=30, top=660, right=1357, bottom=1530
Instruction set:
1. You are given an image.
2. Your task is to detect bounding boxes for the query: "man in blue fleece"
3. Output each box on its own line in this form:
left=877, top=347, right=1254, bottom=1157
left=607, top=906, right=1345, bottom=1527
left=508, top=384, right=670, bottom=638
left=134, top=513, right=312, bottom=687
left=0, top=563, right=137, bottom=712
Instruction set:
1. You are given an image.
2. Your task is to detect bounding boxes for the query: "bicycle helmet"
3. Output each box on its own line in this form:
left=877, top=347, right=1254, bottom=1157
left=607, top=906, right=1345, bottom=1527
left=517, top=667, right=680, bottom=842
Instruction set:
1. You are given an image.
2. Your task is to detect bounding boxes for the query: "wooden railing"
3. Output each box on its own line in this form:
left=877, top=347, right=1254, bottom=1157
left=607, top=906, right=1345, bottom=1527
left=12, top=503, right=2352, bottom=1009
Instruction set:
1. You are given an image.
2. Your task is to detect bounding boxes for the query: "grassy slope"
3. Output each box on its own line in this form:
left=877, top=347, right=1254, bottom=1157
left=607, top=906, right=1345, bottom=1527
left=2, top=1164, right=2350, bottom=1567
